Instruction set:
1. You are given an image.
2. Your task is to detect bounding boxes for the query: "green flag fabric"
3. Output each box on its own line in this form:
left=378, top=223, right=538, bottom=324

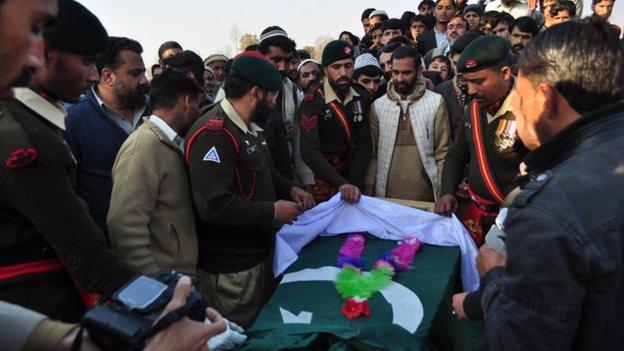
left=238, top=234, right=480, bottom=350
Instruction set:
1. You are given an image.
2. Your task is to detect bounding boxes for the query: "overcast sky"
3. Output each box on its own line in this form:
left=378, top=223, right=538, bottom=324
left=78, top=0, right=623, bottom=67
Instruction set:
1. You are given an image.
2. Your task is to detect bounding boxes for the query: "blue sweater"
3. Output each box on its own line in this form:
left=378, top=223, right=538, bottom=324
left=63, top=89, right=144, bottom=235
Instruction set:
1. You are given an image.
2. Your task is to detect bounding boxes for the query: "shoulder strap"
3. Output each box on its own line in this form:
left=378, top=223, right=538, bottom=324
left=470, top=101, right=505, bottom=204
left=328, top=101, right=352, bottom=144
left=184, top=118, right=255, bottom=200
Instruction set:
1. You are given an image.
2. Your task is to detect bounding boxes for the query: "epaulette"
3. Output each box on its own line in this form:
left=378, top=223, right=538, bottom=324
left=205, top=117, right=224, bottom=131
left=0, top=106, right=38, bottom=171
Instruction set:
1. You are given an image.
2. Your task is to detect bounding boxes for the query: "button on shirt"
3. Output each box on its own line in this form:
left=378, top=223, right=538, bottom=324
left=149, top=114, right=184, bottom=151
left=92, top=86, right=147, bottom=135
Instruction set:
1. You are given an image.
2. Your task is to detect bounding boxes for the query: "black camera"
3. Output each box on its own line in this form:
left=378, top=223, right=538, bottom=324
left=82, top=271, right=204, bottom=351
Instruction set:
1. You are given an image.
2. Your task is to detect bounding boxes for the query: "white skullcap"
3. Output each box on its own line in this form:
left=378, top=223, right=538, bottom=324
left=369, top=9, right=388, bottom=19
left=354, top=53, right=381, bottom=71
left=297, top=58, right=320, bottom=72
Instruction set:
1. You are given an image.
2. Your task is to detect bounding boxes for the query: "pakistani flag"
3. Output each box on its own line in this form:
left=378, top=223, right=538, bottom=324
left=238, top=235, right=481, bottom=351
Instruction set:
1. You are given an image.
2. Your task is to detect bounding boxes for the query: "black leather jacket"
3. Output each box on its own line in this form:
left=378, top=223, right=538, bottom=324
left=478, top=101, right=624, bottom=350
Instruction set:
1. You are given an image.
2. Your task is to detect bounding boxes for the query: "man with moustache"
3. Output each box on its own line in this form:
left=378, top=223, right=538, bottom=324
left=365, top=46, right=451, bottom=201
left=435, top=36, right=528, bottom=246
left=424, top=14, right=468, bottom=63
left=509, top=16, right=538, bottom=55
left=299, top=40, right=372, bottom=203
left=297, top=59, right=321, bottom=95
left=0, top=0, right=136, bottom=323
left=186, top=52, right=314, bottom=327
left=452, top=19, right=624, bottom=349
left=64, top=36, right=150, bottom=235
left=417, top=0, right=456, bottom=56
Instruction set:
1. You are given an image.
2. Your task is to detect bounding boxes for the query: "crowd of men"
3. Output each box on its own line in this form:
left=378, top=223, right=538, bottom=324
left=0, top=0, right=622, bottom=349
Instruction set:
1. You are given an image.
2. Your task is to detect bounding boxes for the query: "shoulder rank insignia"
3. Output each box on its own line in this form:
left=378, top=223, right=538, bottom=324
left=4, top=148, right=37, bottom=169
left=205, top=118, right=224, bottom=131
left=203, top=146, right=221, bottom=163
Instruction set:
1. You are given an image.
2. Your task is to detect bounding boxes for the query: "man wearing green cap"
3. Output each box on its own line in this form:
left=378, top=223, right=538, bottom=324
left=185, top=51, right=314, bottom=327
left=0, top=0, right=136, bottom=323
left=434, top=36, right=527, bottom=246
left=298, top=40, right=372, bottom=203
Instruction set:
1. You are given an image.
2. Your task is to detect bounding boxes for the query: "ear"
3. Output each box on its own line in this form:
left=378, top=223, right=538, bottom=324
left=500, top=66, right=512, bottom=81
left=182, top=94, right=192, bottom=111
left=43, top=43, right=55, bottom=68
left=416, top=66, right=424, bottom=75
left=100, top=68, right=114, bottom=86
left=249, top=86, right=263, bottom=102
left=538, top=83, right=557, bottom=119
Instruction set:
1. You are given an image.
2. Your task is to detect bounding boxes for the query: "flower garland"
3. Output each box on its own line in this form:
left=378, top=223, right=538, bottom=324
left=334, top=233, right=421, bottom=319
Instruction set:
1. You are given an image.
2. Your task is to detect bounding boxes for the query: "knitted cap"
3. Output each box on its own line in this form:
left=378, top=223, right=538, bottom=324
left=354, top=53, right=381, bottom=71
left=260, top=26, right=289, bottom=42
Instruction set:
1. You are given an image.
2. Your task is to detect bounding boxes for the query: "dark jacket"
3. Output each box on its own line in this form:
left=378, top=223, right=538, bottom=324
left=477, top=101, right=624, bottom=350
left=434, top=79, right=463, bottom=140
left=417, top=29, right=437, bottom=57
left=0, top=92, right=135, bottom=322
left=185, top=101, right=294, bottom=274
left=63, top=89, right=148, bottom=235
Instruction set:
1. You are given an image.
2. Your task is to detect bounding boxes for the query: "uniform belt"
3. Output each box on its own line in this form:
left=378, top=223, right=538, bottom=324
left=0, top=259, right=65, bottom=280
left=468, top=185, right=500, bottom=214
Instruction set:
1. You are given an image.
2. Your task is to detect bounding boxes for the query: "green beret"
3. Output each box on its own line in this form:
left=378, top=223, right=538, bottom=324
left=44, top=0, right=108, bottom=56
left=231, top=52, right=282, bottom=91
left=322, top=40, right=355, bottom=66
left=457, top=36, right=510, bottom=74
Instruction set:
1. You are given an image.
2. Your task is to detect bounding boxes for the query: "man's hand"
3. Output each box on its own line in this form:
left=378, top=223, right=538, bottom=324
left=451, top=292, right=469, bottom=320
left=284, top=119, right=294, bottom=138
left=145, top=276, right=226, bottom=351
left=338, top=184, right=361, bottom=203
left=526, top=0, right=537, bottom=10
left=58, top=327, right=102, bottom=351
left=291, top=186, right=315, bottom=211
left=434, top=194, right=458, bottom=216
left=274, top=200, right=301, bottom=224
left=476, top=244, right=507, bottom=278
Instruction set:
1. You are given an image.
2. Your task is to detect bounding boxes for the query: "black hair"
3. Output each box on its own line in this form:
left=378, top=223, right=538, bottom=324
left=387, top=35, right=413, bottom=46
left=418, top=0, right=436, bottom=10
left=362, top=8, right=376, bottom=22
left=354, top=65, right=383, bottom=80
left=157, top=41, right=182, bottom=59
left=339, top=31, right=360, bottom=46
left=259, top=35, right=296, bottom=55
left=435, top=0, right=457, bottom=7
left=151, top=64, right=161, bottom=76
left=519, top=18, right=624, bottom=113
left=245, top=44, right=259, bottom=51
left=370, top=23, right=383, bottom=33
left=381, top=18, right=405, bottom=33
left=223, top=71, right=257, bottom=99
left=96, top=36, right=143, bottom=74
left=298, top=49, right=312, bottom=60
left=401, top=11, right=416, bottom=29
left=551, top=0, right=577, bottom=17
left=162, top=50, right=204, bottom=86
left=493, top=12, right=515, bottom=30
left=411, top=14, right=429, bottom=26
left=429, top=55, right=453, bottom=79
left=511, top=16, right=539, bottom=37
left=371, top=13, right=389, bottom=22
left=592, top=0, right=615, bottom=5
left=149, top=69, right=203, bottom=110
left=390, top=45, right=422, bottom=68
left=481, top=10, right=501, bottom=27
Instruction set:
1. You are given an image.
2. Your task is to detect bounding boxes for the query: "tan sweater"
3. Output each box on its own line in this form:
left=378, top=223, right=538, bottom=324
left=108, top=119, right=198, bottom=276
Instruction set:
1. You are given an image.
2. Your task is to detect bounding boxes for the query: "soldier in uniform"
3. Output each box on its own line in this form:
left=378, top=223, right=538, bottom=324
left=185, top=52, right=314, bottom=327
left=0, top=0, right=135, bottom=323
left=434, top=36, right=528, bottom=246
left=298, top=40, right=372, bottom=203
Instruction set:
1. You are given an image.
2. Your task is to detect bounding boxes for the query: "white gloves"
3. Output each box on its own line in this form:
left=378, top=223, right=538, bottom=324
left=204, top=317, right=247, bottom=351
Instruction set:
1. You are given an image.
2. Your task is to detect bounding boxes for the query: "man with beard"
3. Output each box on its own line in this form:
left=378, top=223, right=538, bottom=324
left=299, top=40, right=372, bottom=203
left=453, top=19, right=624, bottom=350
left=359, top=8, right=376, bottom=53
left=417, top=0, right=455, bottom=56
left=0, top=0, right=136, bottom=323
left=258, top=26, right=311, bottom=185
left=186, top=52, right=314, bottom=327
left=424, top=14, right=468, bottom=62
left=64, top=36, right=150, bottom=235
left=592, top=0, right=614, bottom=21
left=297, top=59, right=321, bottom=95
left=435, top=36, right=528, bottom=246
left=510, top=16, right=538, bottom=54
left=365, top=46, right=451, bottom=201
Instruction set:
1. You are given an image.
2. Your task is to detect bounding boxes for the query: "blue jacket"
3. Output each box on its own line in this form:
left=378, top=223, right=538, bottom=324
left=478, top=101, right=624, bottom=350
left=64, top=89, right=144, bottom=235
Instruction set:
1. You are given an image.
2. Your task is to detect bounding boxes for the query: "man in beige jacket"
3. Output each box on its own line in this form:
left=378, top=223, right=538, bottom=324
left=365, top=46, right=451, bottom=201
left=108, top=69, right=204, bottom=276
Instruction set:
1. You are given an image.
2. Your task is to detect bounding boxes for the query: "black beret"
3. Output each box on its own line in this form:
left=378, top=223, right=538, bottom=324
left=457, top=36, right=510, bottom=74
left=231, top=51, right=282, bottom=91
left=449, top=31, right=483, bottom=56
left=44, top=0, right=108, bottom=56
left=322, top=40, right=355, bottom=66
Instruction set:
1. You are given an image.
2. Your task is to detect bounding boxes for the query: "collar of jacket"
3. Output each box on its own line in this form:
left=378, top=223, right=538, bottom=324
left=386, top=77, right=427, bottom=103
left=13, top=87, right=67, bottom=130
left=524, top=99, right=624, bottom=173
left=323, top=80, right=359, bottom=105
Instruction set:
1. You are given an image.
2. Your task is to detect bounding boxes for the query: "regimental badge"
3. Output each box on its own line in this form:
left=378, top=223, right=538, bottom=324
left=324, top=108, right=333, bottom=120
left=203, top=146, right=221, bottom=163
left=495, top=118, right=517, bottom=152
left=352, top=100, right=363, bottom=123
